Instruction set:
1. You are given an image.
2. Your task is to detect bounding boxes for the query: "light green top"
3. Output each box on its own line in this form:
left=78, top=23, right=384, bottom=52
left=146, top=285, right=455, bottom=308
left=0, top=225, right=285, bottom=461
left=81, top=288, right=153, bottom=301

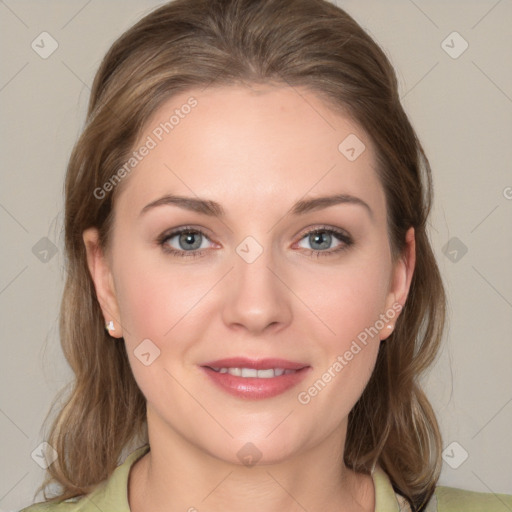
left=20, top=444, right=512, bottom=511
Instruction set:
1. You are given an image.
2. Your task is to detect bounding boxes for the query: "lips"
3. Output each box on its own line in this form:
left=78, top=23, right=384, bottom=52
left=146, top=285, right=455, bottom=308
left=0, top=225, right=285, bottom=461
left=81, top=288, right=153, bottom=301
left=200, top=357, right=311, bottom=400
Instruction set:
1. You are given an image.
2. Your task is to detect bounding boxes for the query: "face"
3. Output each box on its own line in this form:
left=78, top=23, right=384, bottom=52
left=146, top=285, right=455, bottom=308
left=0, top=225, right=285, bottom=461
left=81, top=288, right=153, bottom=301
left=84, top=84, right=414, bottom=466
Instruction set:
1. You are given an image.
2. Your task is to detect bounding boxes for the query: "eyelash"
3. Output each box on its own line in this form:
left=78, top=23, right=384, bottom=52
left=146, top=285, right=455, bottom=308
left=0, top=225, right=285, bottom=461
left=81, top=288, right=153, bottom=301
left=157, top=225, right=353, bottom=260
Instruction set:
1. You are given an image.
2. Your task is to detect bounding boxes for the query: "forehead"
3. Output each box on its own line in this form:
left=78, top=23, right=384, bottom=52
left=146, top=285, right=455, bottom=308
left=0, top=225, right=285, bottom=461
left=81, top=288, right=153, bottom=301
left=115, top=84, right=386, bottom=222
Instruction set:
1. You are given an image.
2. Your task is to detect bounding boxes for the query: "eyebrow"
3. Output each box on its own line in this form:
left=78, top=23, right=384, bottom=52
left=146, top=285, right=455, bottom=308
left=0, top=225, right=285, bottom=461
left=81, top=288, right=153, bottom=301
left=140, top=193, right=374, bottom=220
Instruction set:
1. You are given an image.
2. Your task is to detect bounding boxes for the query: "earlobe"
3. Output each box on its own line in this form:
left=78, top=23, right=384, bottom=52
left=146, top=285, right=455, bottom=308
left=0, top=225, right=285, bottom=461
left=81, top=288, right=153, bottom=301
left=82, top=228, right=123, bottom=338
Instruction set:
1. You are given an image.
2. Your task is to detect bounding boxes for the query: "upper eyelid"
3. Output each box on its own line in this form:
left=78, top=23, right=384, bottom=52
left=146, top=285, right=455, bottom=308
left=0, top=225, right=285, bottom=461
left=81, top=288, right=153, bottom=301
left=295, top=225, right=351, bottom=238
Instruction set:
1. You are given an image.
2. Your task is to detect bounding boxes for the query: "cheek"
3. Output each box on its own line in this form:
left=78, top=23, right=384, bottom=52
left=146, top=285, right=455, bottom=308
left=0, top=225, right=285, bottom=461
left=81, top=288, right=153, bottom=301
left=301, top=257, right=391, bottom=344
left=113, top=248, right=214, bottom=341
left=295, top=264, right=386, bottom=424
left=112, top=251, right=211, bottom=392
left=294, top=251, right=390, bottom=400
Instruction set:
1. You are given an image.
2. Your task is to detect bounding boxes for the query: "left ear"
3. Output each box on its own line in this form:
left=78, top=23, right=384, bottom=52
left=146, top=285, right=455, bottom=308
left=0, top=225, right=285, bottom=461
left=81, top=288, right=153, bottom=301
left=379, top=226, right=416, bottom=340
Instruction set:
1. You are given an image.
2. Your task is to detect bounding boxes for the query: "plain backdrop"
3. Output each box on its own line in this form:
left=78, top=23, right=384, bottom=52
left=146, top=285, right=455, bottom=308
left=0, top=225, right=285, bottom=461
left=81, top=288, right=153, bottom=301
left=1, top=0, right=511, bottom=510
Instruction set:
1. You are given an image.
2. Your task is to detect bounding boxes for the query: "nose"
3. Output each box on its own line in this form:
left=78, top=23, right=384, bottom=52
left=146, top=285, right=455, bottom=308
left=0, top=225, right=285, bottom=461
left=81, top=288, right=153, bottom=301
left=221, top=241, right=292, bottom=336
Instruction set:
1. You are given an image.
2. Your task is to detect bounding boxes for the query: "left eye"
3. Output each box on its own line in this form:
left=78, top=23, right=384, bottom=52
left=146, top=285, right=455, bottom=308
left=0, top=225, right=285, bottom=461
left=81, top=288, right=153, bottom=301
left=295, top=228, right=353, bottom=256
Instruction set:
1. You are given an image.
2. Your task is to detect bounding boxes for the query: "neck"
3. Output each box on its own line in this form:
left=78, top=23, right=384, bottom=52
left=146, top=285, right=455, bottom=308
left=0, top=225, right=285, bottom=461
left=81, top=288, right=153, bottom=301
left=128, top=406, right=374, bottom=512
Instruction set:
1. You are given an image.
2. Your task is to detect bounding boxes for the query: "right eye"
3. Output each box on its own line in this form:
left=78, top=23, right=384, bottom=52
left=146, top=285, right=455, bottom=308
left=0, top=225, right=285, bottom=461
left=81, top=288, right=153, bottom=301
left=158, top=227, right=215, bottom=259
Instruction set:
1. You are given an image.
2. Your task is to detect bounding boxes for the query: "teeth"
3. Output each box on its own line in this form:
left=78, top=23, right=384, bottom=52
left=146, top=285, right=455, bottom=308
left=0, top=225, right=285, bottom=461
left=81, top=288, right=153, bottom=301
left=210, top=367, right=297, bottom=378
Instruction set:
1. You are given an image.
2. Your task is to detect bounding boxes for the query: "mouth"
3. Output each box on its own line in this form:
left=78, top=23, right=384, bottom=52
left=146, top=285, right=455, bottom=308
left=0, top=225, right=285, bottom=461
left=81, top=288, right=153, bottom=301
left=200, top=357, right=311, bottom=399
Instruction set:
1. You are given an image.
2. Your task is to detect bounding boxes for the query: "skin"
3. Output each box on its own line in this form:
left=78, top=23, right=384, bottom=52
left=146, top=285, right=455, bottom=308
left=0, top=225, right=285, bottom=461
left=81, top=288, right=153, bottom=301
left=84, top=84, right=415, bottom=512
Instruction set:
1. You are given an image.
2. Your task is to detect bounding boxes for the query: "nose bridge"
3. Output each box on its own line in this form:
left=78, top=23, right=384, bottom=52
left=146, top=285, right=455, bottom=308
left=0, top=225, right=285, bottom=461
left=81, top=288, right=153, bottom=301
left=221, top=233, right=291, bottom=333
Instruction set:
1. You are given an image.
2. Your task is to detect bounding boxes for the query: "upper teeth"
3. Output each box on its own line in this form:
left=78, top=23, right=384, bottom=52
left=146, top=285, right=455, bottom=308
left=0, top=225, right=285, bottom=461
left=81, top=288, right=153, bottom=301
left=210, top=367, right=297, bottom=378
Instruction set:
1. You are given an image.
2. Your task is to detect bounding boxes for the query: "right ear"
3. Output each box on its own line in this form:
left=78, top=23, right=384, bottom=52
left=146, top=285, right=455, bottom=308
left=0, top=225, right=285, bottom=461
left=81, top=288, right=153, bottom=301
left=82, top=227, right=123, bottom=338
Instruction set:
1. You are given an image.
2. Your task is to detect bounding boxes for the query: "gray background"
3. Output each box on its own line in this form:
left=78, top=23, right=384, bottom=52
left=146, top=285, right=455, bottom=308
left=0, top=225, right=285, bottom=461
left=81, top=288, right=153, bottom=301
left=1, top=0, right=511, bottom=510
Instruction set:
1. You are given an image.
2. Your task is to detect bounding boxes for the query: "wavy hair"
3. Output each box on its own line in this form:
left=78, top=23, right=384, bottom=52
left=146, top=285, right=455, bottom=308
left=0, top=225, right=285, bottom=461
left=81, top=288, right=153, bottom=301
left=34, top=0, right=446, bottom=510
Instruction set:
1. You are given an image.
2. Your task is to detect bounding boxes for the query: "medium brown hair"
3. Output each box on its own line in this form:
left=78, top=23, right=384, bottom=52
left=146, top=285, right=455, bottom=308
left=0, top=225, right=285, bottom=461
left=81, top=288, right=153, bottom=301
left=34, top=0, right=446, bottom=510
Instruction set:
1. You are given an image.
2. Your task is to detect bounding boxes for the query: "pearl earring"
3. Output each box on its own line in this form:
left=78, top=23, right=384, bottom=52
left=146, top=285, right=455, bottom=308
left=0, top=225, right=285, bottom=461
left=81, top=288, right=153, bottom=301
left=106, top=320, right=115, bottom=332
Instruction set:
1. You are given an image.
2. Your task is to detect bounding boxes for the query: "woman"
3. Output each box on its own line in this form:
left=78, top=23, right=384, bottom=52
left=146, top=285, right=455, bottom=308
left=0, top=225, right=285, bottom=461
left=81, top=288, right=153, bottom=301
left=21, top=0, right=512, bottom=511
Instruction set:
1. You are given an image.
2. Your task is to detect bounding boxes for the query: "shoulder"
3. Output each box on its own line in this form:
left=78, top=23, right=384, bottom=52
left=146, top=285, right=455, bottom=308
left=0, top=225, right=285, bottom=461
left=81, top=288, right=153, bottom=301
left=431, top=485, right=512, bottom=512
left=20, top=444, right=150, bottom=512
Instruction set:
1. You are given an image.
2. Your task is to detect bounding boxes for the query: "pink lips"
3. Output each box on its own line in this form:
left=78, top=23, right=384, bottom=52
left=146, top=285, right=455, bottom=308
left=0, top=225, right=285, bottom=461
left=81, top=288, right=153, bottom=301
left=200, top=357, right=311, bottom=400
